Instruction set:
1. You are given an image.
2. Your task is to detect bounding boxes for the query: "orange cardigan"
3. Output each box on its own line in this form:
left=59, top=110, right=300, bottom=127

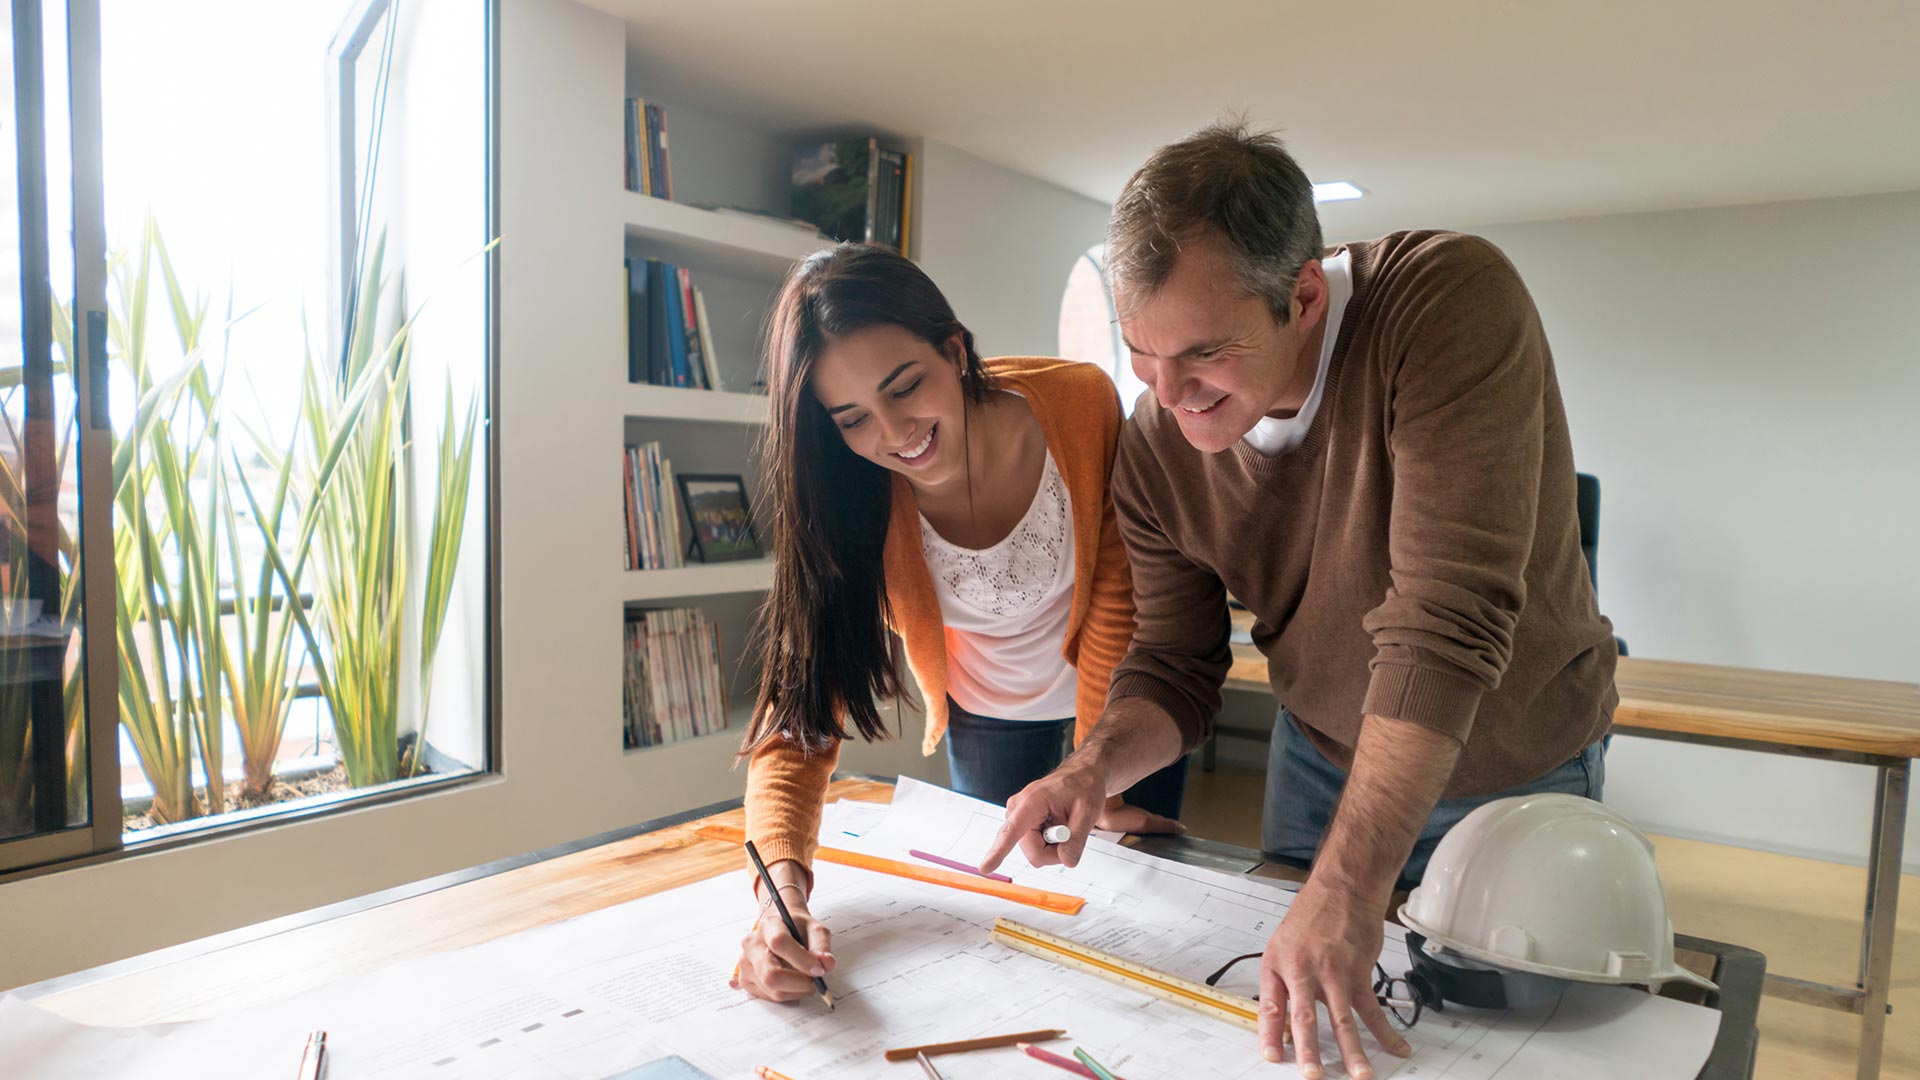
left=744, top=357, right=1138, bottom=869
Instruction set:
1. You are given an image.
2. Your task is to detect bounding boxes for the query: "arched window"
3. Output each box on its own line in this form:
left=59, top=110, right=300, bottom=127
left=1057, top=243, right=1148, bottom=414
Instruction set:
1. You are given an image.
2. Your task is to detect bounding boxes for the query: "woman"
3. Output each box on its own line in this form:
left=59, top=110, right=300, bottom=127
left=731, top=244, right=1187, bottom=1004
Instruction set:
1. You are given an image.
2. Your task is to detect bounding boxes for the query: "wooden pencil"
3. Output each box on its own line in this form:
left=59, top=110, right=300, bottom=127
left=883, top=1027, right=1066, bottom=1061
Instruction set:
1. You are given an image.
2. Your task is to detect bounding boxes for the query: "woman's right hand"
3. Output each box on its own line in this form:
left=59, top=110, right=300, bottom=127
left=731, top=864, right=834, bottom=1003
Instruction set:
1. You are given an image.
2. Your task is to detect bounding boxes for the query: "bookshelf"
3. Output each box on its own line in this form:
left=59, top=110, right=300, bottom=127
left=615, top=94, right=869, bottom=757
left=499, top=0, right=1106, bottom=849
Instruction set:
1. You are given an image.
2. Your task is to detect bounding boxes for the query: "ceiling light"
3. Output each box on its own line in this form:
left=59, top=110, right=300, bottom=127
left=1312, top=181, right=1365, bottom=203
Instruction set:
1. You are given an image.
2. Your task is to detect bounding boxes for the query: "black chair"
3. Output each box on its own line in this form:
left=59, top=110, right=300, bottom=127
left=1575, top=471, right=1626, bottom=656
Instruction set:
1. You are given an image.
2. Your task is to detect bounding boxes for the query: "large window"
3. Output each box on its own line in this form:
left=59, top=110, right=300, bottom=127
left=0, top=0, right=493, bottom=872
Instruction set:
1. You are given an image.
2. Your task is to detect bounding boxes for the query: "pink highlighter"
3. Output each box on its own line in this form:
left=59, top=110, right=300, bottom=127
left=908, top=848, right=1014, bottom=883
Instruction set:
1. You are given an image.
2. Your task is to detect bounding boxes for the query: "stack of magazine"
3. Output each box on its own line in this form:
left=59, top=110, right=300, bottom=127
left=623, top=607, right=728, bottom=749
left=623, top=441, right=684, bottom=570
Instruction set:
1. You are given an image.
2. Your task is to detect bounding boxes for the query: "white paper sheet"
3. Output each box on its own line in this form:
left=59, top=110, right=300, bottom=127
left=817, top=798, right=889, bottom=840
left=5, top=779, right=1721, bottom=1079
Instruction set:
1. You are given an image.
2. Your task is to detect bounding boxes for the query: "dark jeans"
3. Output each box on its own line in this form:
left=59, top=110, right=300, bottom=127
left=943, top=698, right=1190, bottom=819
left=1262, top=707, right=1609, bottom=887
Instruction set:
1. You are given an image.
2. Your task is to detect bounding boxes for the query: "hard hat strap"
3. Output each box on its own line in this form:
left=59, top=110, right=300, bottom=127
left=1403, top=931, right=1511, bottom=1012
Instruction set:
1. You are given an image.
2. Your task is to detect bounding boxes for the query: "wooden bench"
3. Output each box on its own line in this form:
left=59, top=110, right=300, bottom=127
left=1220, top=617, right=1917, bottom=1080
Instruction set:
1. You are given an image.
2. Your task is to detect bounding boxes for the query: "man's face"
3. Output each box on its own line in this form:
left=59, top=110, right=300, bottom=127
left=1119, top=234, right=1324, bottom=453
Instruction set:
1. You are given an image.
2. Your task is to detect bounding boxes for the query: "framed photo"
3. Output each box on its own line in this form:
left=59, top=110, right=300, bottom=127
left=675, top=474, right=762, bottom=563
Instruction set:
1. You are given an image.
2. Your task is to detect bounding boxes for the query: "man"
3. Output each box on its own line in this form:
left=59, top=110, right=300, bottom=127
left=979, top=123, right=1617, bottom=1079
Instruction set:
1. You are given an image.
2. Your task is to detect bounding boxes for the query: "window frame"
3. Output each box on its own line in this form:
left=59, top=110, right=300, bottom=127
left=0, top=0, right=501, bottom=881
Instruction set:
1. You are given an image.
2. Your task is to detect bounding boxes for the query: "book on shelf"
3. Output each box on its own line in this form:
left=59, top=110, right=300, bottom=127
left=624, top=606, right=730, bottom=750
left=790, top=137, right=912, bottom=254
left=874, top=148, right=906, bottom=251
left=623, top=98, right=674, bottom=199
left=676, top=267, right=704, bottom=391
left=691, top=286, right=722, bottom=393
left=628, top=257, right=728, bottom=391
left=624, top=257, right=645, bottom=383
left=624, top=441, right=686, bottom=570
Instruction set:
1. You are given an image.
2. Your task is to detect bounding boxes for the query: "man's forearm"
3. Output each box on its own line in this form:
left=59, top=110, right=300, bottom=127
left=1067, top=700, right=1187, bottom=797
left=1313, top=714, right=1460, bottom=906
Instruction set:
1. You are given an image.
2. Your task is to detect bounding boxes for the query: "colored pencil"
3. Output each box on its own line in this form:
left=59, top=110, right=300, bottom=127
left=883, top=1027, right=1065, bottom=1061
left=1073, top=1047, right=1121, bottom=1080
left=1017, top=1042, right=1110, bottom=1080
left=754, top=1069, right=797, bottom=1080
left=915, top=1051, right=945, bottom=1079
left=908, top=848, right=1015, bottom=884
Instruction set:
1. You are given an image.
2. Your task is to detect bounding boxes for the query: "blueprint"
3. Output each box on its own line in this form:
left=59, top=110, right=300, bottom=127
left=3, top=779, right=1721, bottom=1079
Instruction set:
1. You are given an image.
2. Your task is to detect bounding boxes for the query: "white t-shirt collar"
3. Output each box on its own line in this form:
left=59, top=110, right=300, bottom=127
left=1242, top=248, right=1352, bottom=457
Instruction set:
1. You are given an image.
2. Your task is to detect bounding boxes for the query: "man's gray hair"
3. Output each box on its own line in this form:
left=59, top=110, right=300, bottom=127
left=1106, top=121, right=1324, bottom=324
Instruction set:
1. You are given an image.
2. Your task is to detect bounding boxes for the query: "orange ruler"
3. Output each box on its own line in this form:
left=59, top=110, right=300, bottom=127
left=694, top=823, right=1085, bottom=915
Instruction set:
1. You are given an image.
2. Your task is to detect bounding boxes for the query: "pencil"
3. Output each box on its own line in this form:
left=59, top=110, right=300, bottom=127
left=754, top=1068, right=797, bottom=1080
left=1017, top=1042, right=1108, bottom=1080
left=907, top=848, right=1015, bottom=884
left=1073, top=1047, right=1121, bottom=1080
left=915, top=1052, right=945, bottom=1079
left=743, top=840, right=834, bottom=1011
left=883, top=1027, right=1066, bottom=1061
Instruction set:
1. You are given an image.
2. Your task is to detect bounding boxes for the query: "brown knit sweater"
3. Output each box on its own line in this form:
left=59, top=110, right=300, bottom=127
left=1105, top=230, right=1616, bottom=798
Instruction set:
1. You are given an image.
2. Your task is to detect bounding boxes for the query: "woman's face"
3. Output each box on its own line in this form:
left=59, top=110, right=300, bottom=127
left=810, top=324, right=970, bottom=488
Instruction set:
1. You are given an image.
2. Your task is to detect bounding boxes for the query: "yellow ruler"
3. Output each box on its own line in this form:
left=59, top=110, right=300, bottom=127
left=990, top=917, right=1260, bottom=1032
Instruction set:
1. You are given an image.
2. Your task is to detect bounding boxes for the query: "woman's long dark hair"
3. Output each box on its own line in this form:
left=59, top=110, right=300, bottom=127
left=741, top=244, right=997, bottom=756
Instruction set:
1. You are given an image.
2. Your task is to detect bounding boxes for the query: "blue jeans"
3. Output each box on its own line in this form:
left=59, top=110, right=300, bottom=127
left=944, top=699, right=1190, bottom=820
left=1261, top=708, right=1607, bottom=888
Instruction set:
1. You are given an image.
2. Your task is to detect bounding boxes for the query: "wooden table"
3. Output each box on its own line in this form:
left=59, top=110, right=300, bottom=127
left=1221, top=619, right=1917, bottom=1080
left=15, top=778, right=1763, bottom=1079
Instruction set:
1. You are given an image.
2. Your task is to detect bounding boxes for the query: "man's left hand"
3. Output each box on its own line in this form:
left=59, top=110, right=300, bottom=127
left=1094, top=800, right=1185, bottom=836
left=1258, top=878, right=1413, bottom=1079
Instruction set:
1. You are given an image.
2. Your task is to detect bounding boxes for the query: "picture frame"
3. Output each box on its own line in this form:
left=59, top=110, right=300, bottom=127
left=675, top=473, right=762, bottom=563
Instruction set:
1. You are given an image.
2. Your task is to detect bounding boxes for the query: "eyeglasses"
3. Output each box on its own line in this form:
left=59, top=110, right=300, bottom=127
left=1202, top=954, right=1426, bottom=1031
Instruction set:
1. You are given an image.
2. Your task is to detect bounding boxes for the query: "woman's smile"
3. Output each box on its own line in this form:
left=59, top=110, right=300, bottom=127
left=891, top=422, right=939, bottom=466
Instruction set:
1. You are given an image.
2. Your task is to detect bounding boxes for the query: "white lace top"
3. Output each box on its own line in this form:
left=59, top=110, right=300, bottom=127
left=920, top=450, right=1079, bottom=721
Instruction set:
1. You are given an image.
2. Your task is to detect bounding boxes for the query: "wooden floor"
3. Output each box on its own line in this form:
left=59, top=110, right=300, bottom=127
left=1180, top=763, right=1920, bottom=1080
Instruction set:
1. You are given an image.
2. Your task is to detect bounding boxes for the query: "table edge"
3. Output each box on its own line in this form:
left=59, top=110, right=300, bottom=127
left=12, top=792, right=757, bottom=1002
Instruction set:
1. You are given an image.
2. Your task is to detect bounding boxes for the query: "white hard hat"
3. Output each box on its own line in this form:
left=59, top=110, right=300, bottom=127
left=1397, top=793, right=1716, bottom=994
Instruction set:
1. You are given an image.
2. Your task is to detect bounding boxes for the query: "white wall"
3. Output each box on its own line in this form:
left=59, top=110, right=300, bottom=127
left=915, top=139, right=1115, bottom=358
left=1465, top=191, right=1920, bottom=872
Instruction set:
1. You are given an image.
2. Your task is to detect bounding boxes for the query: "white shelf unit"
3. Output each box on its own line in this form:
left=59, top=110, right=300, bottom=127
left=621, top=191, right=832, bottom=280
left=622, top=382, right=769, bottom=425
left=619, top=558, right=772, bottom=602
left=606, top=51, right=919, bottom=780
left=617, top=113, right=825, bottom=757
